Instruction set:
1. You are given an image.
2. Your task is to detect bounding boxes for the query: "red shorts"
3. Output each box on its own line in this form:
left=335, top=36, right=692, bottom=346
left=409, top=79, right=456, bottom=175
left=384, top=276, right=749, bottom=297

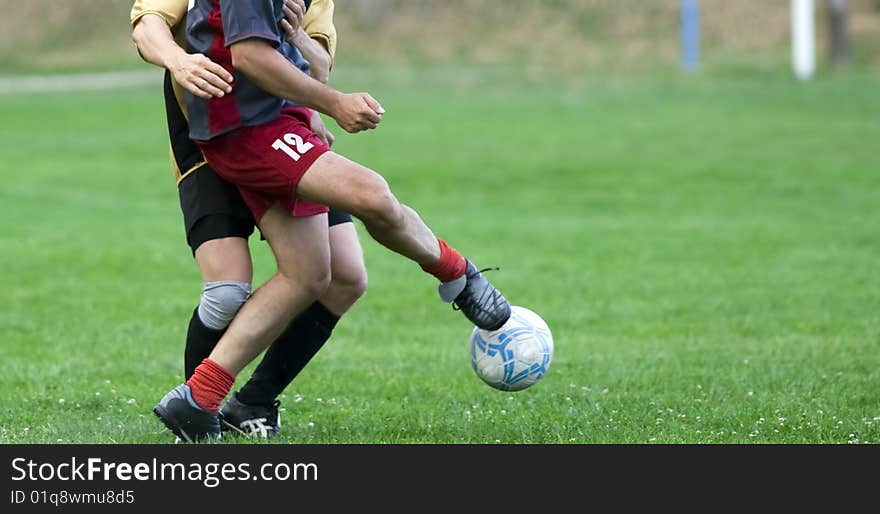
left=196, top=106, right=330, bottom=223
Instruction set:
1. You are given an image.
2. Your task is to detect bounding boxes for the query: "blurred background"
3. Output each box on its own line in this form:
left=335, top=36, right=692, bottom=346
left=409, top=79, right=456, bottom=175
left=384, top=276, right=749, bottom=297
left=1, top=0, right=878, bottom=76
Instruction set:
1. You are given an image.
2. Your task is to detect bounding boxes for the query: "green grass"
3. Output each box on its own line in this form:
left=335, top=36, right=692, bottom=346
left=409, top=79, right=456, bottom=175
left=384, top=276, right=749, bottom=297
left=0, top=69, right=878, bottom=444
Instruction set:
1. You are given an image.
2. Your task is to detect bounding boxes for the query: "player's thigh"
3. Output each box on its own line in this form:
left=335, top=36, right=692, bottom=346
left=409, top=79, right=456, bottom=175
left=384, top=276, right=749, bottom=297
left=258, top=205, right=331, bottom=282
left=296, top=152, right=392, bottom=214
left=181, top=165, right=256, bottom=283
left=194, top=237, right=253, bottom=283
left=180, top=164, right=255, bottom=243
left=328, top=221, right=366, bottom=286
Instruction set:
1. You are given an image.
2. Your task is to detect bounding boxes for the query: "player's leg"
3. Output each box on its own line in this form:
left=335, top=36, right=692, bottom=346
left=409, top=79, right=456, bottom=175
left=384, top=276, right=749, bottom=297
left=321, top=213, right=369, bottom=316
left=154, top=207, right=330, bottom=442
left=155, top=106, right=340, bottom=441
left=206, top=207, right=331, bottom=376
left=224, top=213, right=367, bottom=436
left=185, top=237, right=253, bottom=376
left=297, top=151, right=511, bottom=331
left=178, top=165, right=256, bottom=379
left=300, top=153, right=436, bottom=263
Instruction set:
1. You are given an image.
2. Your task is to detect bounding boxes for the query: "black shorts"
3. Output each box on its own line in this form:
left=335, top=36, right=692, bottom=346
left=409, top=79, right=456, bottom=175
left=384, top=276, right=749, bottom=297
left=180, top=165, right=354, bottom=253
left=163, top=71, right=352, bottom=254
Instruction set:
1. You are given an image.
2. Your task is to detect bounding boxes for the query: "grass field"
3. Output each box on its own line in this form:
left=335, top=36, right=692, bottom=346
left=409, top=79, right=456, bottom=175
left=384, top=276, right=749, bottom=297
left=0, top=68, right=878, bottom=444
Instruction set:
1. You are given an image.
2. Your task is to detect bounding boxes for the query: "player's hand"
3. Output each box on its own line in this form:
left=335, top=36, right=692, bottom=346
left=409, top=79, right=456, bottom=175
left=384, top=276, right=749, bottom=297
left=280, top=0, right=306, bottom=42
left=330, top=93, right=385, bottom=133
left=168, top=53, right=233, bottom=99
left=310, top=109, right=335, bottom=147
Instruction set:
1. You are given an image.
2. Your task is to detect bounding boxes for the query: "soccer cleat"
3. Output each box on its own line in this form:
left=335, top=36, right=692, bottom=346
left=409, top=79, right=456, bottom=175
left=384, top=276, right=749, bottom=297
left=440, top=261, right=511, bottom=331
left=219, top=391, right=281, bottom=439
left=153, top=383, right=221, bottom=443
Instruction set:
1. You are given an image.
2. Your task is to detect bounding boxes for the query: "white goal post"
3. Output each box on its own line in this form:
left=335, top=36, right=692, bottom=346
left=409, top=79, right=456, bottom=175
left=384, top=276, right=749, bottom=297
left=792, top=0, right=817, bottom=80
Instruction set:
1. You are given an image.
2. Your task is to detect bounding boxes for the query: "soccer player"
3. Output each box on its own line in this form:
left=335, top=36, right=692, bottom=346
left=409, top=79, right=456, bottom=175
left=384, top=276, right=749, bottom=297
left=152, top=0, right=512, bottom=442
left=130, top=0, right=363, bottom=438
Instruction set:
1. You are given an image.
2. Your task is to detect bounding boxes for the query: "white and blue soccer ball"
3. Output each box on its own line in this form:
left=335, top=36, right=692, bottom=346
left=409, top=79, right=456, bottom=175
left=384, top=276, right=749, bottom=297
left=469, top=306, right=553, bottom=391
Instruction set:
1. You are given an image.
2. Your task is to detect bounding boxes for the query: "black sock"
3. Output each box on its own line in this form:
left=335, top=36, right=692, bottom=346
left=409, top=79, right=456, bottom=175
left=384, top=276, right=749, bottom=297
left=236, top=302, right=340, bottom=406
left=184, top=306, right=226, bottom=380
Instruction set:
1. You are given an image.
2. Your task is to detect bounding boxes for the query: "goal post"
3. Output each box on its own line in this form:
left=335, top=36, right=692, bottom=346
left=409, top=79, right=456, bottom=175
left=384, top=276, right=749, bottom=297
left=681, top=0, right=700, bottom=72
left=791, top=0, right=817, bottom=80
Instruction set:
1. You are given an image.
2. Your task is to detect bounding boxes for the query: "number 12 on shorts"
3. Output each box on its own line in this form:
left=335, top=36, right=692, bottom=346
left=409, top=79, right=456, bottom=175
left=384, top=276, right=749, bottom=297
left=272, top=133, right=314, bottom=161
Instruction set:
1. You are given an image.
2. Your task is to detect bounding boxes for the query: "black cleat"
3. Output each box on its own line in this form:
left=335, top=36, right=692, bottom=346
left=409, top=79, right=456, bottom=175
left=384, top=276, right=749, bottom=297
left=219, top=391, right=281, bottom=439
left=439, top=261, right=511, bottom=331
left=153, top=383, right=221, bottom=443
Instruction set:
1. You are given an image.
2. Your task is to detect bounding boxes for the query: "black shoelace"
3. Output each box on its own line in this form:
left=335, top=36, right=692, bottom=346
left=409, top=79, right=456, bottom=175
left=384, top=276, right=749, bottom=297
left=452, top=267, right=502, bottom=313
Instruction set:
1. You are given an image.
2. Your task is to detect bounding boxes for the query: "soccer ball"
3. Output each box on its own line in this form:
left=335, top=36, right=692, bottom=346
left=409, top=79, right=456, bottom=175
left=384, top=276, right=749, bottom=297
left=469, top=306, right=553, bottom=391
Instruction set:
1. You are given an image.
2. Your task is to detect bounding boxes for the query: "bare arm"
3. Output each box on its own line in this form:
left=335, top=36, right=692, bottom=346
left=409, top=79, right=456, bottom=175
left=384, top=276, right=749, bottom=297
left=230, top=38, right=382, bottom=133
left=131, top=13, right=233, bottom=98
left=280, top=0, right=332, bottom=83
left=288, top=28, right=332, bottom=84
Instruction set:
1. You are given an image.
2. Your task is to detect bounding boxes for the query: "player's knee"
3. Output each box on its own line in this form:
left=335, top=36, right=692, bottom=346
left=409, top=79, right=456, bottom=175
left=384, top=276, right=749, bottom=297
left=198, top=281, right=252, bottom=330
left=328, top=266, right=368, bottom=310
left=311, top=266, right=333, bottom=298
left=342, top=269, right=368, bottom=302
left=278, top=260, right=332, bottom=301
left=297, top=271, right=332, bottom=304
left=357, top=185, right=404, bottom=230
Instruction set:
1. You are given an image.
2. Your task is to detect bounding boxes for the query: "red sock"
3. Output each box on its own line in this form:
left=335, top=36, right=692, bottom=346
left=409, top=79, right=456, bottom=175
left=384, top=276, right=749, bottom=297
left=421, top=237, right=467, bottom=283
left=186, top=358, right=235, bottom=412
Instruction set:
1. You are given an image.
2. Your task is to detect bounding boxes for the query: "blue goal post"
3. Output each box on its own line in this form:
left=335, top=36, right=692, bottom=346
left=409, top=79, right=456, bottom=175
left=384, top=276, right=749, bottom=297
left=681, top=0, right=700, bottom=72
